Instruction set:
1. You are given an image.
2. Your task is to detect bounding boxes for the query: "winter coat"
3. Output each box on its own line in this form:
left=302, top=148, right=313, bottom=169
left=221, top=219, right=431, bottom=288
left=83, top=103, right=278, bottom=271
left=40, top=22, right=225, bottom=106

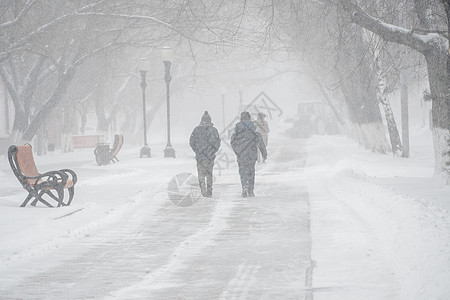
left=230, top=120, right=267, bottom=163
left=254, top=118, right=270, bottom=145
left=189, top=121, right=221, bottom=161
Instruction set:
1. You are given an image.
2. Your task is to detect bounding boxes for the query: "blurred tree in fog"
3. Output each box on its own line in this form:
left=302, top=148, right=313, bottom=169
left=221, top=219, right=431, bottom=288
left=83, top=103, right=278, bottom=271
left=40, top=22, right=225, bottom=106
left=0, top=0, right=246, bottom=145
left=264, top=0, right=428, bottom=155
left=244, top=0, right=447, bottom=173
left=337, top=0, right=449, bottom=173
left=1, top=0, right=449, bottom=176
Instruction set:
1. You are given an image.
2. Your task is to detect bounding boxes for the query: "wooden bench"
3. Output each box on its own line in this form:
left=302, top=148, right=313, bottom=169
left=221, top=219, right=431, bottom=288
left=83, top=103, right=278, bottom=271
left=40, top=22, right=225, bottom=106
left=72, top=135, right=100, bottom=149
left=8, top=144, right=77, bottom=207
left=110, top=134, right=124, bottom=163
left=94, top=134, right=124, bottom=165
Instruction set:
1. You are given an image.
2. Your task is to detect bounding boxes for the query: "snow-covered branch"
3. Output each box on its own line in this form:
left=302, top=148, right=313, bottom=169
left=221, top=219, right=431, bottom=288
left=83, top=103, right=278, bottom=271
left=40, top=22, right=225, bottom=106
left=339, top=0, right=445, bottom=54
left=0, top=0, right=38, bottom=29
left=75, top=12, right=174, bottom=30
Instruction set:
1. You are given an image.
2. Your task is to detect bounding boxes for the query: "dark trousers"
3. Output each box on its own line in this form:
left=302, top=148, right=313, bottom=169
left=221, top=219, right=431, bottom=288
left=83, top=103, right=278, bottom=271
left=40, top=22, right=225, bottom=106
left=238, top=161, right=255, bottom=192
left=197, top=159, right=214, bottom=195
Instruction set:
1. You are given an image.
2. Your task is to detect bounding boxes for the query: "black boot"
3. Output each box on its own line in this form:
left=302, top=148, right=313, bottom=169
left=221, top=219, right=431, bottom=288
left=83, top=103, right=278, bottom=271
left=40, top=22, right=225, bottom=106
left=199, top=183, right=206, bottom=197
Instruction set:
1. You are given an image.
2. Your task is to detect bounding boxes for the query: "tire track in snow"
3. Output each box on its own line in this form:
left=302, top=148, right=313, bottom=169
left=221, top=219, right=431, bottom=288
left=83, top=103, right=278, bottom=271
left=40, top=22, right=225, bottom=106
left=219, top=262, right=260, bottom=300
left=304, top=191, right=314, bottom=300
left=106, top=197, right=234, bottom=299
left=0, top=187, right=163, bottom=290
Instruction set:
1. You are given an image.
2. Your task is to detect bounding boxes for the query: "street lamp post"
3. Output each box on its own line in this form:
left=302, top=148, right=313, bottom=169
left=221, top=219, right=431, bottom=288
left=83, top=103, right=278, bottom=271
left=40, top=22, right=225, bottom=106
left=221, top=87, right=226, bottom=132
left=139, top=58, right=151, bottom=158
left=162, top=46, right=176, bottom=158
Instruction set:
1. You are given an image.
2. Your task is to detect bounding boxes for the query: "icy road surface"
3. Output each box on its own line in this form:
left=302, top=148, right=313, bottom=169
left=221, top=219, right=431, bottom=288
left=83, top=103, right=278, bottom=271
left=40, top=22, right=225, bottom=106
left=0, top=134, right=424, bottom=299
left=0, top=138, right=316, bottom=299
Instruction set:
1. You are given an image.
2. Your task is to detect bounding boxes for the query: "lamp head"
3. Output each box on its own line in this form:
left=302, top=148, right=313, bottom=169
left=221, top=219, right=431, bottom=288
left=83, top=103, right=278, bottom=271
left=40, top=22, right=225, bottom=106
left=161, top=46, right=173, bottom=62
left=138, top=58, right=150, bottom=72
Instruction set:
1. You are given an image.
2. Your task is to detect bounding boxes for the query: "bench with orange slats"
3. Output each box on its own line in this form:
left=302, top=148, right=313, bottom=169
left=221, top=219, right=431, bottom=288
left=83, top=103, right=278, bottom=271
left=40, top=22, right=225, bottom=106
left=8, top=144, right=77, bottom=207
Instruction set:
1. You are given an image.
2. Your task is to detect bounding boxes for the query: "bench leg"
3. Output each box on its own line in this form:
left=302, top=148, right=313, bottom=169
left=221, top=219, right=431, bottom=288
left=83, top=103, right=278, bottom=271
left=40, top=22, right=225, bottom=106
left=20, top=187, right=73, bottom=208
left=55, top=188, right=64, bottom=207
left=30, top=190, right=54, bottom=207
left=43, top=189, right=64, bottom=207
left=39, top=197, right=54, bottom=207
left=94, top=148, right=102, bottom=165
left=30, top=191, right=41, bottom=206
left=31, top=193, right=53, bottom=207
left=20, top=194, right=33, bottom=207
left=66, top=187, right=75, bottom=206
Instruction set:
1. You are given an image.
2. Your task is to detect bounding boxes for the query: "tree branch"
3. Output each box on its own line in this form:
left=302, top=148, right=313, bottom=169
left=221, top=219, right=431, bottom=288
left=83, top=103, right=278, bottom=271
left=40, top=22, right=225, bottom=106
left=0, top=0, right=38, bottom=29
left=338, top=0, right=441, bottom=54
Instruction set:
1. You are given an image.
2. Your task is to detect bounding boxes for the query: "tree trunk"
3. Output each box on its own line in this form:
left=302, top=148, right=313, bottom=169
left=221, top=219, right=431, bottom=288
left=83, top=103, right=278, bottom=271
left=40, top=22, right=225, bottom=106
left=336, top=22, right=390, bottom=152
left=12, top=108, right=27, bottom=133
left=443, top=0, right=450, bottom=181
left=379, top=90, right=402, bottom=156
left=366, top=29, right=403, bottom=156
left=376, top=61, right=402, bottom=156
left=400, top=76, right=410, bottom=158
left=22, top=67, right=76, bottom=142
left=77, top=104, right=88, bottom=134
left=95, top=97, right=110, bottom=133
left=426, top=49, right=449, bottom=173
left=313, top=76, right=347, bottom=126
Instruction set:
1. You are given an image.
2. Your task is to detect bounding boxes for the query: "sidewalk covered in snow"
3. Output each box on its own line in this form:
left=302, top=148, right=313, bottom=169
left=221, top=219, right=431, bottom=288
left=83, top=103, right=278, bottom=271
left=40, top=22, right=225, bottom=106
left=0, top=129, right=449, bottom=299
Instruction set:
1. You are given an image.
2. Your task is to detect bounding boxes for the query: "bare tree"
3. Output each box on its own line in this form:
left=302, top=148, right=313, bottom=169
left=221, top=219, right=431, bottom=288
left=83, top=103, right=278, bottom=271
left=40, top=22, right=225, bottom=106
left=1, top=0, right=248, bottom=145
left=365, top=31, right=403, bottom=156
left=338, top=0, right=449, bottom=174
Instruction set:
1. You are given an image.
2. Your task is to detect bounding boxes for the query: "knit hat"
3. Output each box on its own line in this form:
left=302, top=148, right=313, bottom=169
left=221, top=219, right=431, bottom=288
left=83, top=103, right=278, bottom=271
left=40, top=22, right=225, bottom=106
left=201, top=111, right=211, bottom=123
left=240, top=111, right=251, bottom=121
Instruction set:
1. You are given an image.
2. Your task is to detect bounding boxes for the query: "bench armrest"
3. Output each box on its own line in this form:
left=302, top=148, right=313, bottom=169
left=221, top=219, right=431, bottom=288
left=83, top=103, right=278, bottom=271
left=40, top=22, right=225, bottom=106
left=22, top=174, right=43, bottom=187
left=59, top=169, right=78, bottom=185
left=33, top=170, right=67, bottom=190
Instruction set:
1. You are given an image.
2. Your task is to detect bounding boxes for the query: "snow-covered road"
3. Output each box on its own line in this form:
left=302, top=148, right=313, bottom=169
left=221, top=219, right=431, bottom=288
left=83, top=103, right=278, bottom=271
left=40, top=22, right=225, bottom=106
left=1, top=132, right=449, bottom=299
left=0, top=138, right=311, bottom=299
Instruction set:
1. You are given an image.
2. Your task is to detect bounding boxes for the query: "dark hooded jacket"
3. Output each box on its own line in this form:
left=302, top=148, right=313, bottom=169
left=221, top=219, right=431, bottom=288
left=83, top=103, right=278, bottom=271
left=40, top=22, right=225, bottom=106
left=231, top=120, right=267, bottom=163
left=190, top=119, right=221, bottom=161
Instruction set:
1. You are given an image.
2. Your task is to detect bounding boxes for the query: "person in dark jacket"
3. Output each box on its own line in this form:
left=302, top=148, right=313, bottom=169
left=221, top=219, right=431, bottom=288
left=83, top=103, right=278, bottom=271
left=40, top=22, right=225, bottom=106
left=189, top=111, right=221, bottom=197
left=254, top=112, right=270, bottom=163
left=230, top=111, right=267, bottom=197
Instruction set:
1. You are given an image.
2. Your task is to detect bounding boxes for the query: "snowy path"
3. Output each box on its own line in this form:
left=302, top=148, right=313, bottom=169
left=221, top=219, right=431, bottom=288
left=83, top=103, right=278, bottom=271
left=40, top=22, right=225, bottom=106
left=2, top=134, right=443, bottom=299
left=0, top=139, right=311, bottom=299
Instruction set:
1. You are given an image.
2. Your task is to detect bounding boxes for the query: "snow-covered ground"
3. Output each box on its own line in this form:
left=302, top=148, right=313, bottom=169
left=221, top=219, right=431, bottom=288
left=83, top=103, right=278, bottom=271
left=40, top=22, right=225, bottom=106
left=305, top=129, right=450, bottom=299
left=0, top=127, right=449, bottom=299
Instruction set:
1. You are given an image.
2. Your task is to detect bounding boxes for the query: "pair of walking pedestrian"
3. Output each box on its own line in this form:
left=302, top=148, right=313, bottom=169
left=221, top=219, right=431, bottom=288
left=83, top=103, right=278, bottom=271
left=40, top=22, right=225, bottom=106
left=230, top=111, right=267, bottom=197
left=189, top=111, right=267, bottom=198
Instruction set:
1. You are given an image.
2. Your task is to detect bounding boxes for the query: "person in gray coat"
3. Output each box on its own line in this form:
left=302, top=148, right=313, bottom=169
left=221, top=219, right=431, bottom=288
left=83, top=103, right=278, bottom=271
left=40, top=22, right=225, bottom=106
left=189, top=111, right=221, bottom=197
left=230, top=111, right=267, bottom=197
left=254, top=112, right=269, bottom=162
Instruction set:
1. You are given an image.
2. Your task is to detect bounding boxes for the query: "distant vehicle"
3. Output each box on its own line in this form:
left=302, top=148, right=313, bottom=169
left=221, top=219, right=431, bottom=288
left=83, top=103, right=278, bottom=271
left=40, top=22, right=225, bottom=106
left=286, top=101, right=339, bottom=138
